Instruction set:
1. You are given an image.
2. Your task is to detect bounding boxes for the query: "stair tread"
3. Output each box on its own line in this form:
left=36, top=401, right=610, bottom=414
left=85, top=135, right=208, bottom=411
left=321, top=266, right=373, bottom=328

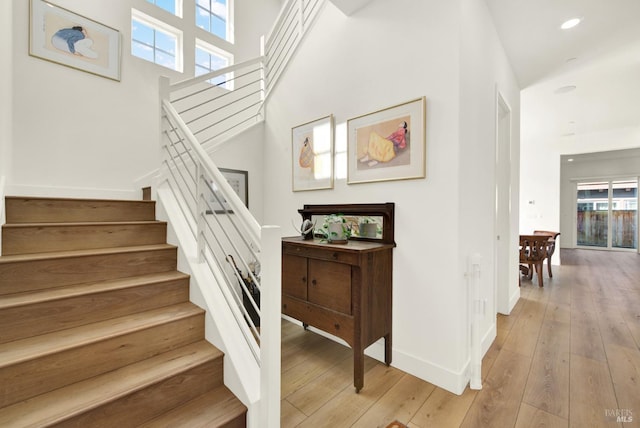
left=0, top=302, right=204, bottom=368
left=0, top=271, right=189, bottom=309
left=2, top=220, right=166, bottom=228
left=0, top=341, right=222, bottom=427
left=141, top=385, right=247, bottom=428
left=0, top=244, right=176, bottom=264
left=5, top=195, right=157, bottom=204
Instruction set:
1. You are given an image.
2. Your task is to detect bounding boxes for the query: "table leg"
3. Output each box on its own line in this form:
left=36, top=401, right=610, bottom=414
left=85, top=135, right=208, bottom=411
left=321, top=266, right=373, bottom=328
left=354, top=347, right=364, bottom=393
left=384, top=333, right=392, bottom=366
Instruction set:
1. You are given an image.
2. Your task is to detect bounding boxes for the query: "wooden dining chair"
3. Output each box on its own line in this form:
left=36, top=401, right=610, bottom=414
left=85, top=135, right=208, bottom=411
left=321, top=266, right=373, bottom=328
left=533, top=230, right=560, bottom=278
left=519, top=234, right=549, bottom=287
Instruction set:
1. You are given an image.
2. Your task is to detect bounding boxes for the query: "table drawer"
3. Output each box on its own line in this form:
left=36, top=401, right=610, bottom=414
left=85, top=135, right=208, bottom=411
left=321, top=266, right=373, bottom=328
left=282, top=296, right=355, bottom=346
left=283, top=243, right=359, bottom=265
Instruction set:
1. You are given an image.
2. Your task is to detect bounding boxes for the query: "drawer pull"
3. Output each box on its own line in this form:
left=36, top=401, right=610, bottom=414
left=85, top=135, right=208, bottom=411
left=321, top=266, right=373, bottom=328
left=332, top=252, right=338, bottom=259
left=283, top=303, right=287, bottom=309
left=334, top=323, right=340, bottom=330
left=311, top=279, right=317, bottom=286
left=301, top=276, right=306, bottom=283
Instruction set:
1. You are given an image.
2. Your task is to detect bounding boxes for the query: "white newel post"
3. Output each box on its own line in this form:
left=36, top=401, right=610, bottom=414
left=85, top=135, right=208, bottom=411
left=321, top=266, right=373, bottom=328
left=260, top=225, right=281, bottom=427
left=469, top=254, right=483, bottom=390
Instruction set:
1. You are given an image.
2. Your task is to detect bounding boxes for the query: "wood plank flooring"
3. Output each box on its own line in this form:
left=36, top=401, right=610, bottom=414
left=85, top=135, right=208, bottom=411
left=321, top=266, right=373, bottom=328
left=281, top=249, right=640, bottom=427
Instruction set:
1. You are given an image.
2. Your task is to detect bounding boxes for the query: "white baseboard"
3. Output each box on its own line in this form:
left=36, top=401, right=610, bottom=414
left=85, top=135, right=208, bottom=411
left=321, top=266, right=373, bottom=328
left=7, top=183, right=141, bottom=200
left=508, top=287, right=520, bottom=313
left=134, top=168, right=159, bottom=191
left=392, top=346, right=469, bottom=395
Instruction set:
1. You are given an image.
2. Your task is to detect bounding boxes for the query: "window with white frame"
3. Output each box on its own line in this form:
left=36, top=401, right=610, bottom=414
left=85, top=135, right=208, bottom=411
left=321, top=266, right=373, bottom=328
left=131, top=10, right=183, bottom=72
left=195, top=40, right=233, bottom=89
left=146, top=0, right=181, bottom=17
left=196, top=0, right=232, bottom=42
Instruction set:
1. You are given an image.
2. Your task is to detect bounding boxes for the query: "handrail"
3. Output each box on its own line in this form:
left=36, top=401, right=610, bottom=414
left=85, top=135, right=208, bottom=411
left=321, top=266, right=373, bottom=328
left=162, top=100, right=261, bottom=247
left=161, top=99, right=263, bottom=358
left=263, top=0, right=298, bottom=50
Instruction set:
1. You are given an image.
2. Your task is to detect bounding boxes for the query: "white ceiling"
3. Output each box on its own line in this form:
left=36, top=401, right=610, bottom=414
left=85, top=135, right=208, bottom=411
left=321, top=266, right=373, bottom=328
left=484, top=0, right=640, bottom=142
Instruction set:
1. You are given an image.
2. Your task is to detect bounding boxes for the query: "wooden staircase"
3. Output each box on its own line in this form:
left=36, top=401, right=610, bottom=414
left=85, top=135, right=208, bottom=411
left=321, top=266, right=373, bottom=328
left=0, top=196, right=247, bottom=427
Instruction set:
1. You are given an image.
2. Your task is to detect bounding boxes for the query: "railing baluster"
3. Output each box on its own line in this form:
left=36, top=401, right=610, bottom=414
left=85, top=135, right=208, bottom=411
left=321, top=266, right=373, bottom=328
left=298, top=0, right=304, bottom=36
left=196, top=162, right=206, bottom=263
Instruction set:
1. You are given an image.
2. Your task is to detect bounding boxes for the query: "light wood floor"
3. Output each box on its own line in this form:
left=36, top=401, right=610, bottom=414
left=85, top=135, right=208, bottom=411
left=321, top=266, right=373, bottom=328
left=281, top=249, right=640, bottom=428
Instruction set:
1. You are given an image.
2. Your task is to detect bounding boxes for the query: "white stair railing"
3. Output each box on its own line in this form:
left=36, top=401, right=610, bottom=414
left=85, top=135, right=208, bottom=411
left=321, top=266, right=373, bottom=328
left=168, top=57, right=266, bottom=153
left=160, top=97, right=265, bottom=356
left=156, top=1, right=325, bottom=426
left=262, top=0, right=324, bottom=97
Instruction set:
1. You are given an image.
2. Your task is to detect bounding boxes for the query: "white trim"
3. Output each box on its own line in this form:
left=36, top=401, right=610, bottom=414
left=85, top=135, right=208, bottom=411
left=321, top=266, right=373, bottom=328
left=132, top=8, right=184, bottom=72
left=393, top=347, right=469, bottom=395
left=147, top=0, right=183, bottom=18
left=495, top=88, right=513, bottom=315
left=6, top=183, right=140, bottom=201
left=574, top=177, right=639, bottom=251
left=134, top=168, right=160, bottom=191
left=195, top=38, right=234, bottom=90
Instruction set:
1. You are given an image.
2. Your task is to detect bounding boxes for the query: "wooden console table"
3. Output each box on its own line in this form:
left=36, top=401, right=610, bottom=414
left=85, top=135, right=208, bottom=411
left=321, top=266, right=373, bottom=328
left=281, top=203, right=395, bottom=392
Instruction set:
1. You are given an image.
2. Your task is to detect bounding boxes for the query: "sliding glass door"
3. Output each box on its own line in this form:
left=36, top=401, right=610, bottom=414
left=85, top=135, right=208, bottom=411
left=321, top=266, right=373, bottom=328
left=612, top=180, right=638, bottom=249
left=577, top=179, right=638, bottom=250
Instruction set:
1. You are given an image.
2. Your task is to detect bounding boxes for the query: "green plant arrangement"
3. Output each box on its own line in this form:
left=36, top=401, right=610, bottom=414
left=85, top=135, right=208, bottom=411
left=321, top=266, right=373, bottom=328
left=317, top=213, right=352, bottom=243
left=358, top=216, right=380, bottom=238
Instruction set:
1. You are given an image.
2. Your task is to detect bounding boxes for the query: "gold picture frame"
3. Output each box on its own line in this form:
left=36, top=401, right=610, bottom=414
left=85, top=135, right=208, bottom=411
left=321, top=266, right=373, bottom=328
left=29, top=0, right=121, bottom=81
left=291, top=115, right=334, bottom=192
left=347, top=97, right=426, bottom=184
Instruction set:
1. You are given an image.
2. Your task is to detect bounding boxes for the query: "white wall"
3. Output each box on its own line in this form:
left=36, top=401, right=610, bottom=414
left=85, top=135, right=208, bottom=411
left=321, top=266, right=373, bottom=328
left=259, top=0, right=519, bottom=394
left=0, top=0, right=12, bottom=185
left=559, top=147, right=640, bottom=249
left=459, top=0, right=521, bottom=353
left=0, top=0, right=11, bottom=246
left=8, top=0, right=280, bottom=200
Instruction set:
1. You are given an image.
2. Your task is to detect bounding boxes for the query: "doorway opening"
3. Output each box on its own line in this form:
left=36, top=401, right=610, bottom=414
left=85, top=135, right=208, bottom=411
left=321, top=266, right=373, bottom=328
left=576, top=179, right=638, bottom=250
left=495, top=91, right=512, bottom=314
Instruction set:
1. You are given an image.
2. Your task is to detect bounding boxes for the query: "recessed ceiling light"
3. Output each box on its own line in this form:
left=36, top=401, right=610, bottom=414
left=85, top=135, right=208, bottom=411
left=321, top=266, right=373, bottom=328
left=561, top=17, right=582, bottom=30
left=568, top=158, right=574, bottom=162
left=555, top=85, right=577, bottom=94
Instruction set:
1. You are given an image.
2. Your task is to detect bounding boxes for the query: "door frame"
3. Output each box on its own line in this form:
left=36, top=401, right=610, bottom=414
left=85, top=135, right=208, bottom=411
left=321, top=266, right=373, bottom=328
left=494, top=90, right=513, bottom=315
left=573, top=176, right=639, bottom=251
